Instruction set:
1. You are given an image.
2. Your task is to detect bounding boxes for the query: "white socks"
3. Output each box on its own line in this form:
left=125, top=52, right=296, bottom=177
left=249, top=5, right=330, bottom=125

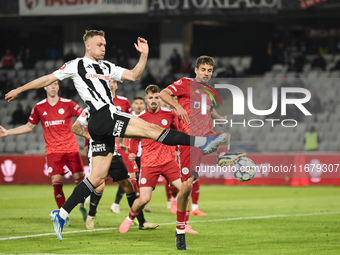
left=191, top=204, right=198, bottom=211
left=194, top=137, right=207, bottom=147
left=59, top=207, right=69, bottom=220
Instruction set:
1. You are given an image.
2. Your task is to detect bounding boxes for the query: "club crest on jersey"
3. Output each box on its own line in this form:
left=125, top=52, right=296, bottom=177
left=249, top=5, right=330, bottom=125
left=161, top=119, right=168, bottom=126
left=194, top=102, right=200, bottom=108
left=59, top=63, right=67, bottom=70
left=58, top=108, right=65, bottom=115
left=182, top=167, right=189, bottom=175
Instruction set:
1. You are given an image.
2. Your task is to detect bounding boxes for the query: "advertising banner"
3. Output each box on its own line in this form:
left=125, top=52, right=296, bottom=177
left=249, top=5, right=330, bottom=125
left=1, top=154, right=339, bottom=185
left=148, top=0, right=278, bottom=16
left=19, top=0, right=147, bottom=16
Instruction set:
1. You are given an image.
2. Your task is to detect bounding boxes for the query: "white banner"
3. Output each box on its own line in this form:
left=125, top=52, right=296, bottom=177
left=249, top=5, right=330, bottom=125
left=19, top=0, right=147, bottom=16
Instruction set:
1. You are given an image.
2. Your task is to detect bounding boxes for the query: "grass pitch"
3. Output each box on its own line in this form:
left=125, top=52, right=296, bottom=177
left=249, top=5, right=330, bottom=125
left=1, top=184, right=340, bottom=254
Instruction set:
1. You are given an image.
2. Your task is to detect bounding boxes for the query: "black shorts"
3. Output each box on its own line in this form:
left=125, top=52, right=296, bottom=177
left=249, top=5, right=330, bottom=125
left=108, top=155, right=129, bottom=183
left=88, top=105, right=131, bottom=156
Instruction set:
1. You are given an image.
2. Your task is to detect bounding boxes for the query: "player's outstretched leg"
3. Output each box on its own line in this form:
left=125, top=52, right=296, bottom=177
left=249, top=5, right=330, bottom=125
left=50, top=210, right=65, bottom=241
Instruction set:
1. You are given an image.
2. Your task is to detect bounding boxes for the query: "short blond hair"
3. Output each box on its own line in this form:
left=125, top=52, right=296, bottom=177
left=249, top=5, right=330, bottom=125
left=83, top=30, right=105, bottom=43
left=196, top=56, right=214, bottom=69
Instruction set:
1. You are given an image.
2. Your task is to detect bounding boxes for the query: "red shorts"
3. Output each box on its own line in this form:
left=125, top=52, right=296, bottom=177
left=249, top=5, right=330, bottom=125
left=178, top=146, right=203, bottom=182
left=179, top=131, right=223, bottom=182
left=139, top=160, right=180, bottom=188
left=46, top=152, right=84, bottom=177
left=118, top=147, right=139, bottom=173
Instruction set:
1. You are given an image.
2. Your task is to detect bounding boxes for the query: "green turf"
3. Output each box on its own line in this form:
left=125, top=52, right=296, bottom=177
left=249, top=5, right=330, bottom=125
left=1, top=185, right=340, bottom=254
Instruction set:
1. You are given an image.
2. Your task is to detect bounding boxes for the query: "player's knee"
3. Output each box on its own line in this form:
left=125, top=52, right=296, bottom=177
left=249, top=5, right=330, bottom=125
left=124, top=183, right=134, bottom=194
left=139, top=195, right=151, bottom=205
left=180, top=181, right=192, bottom=197
left=95, top=184, right=105, bottom=193
left=225, top=133, right=231, bottom=141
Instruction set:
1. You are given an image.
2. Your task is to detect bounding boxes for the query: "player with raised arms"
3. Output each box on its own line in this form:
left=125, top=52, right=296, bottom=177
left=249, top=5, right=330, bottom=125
left=4, top=30, right=226, bottom=242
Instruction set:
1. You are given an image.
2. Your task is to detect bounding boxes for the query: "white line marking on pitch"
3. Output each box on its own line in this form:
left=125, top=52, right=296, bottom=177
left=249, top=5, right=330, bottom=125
left=1, top=211, right=339, bottom=241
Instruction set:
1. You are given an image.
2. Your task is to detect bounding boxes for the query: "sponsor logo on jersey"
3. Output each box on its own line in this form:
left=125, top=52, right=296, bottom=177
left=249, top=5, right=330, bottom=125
left=86, top=64, right=93, bottom=69
left=44, top=120, right=66, bottom=127
left=113, top=120, right=124, bottom=137
left=58, top=108, right=65, bottom=114
left=194, top=101, right=200, bottom=108
left=141, top=178, right=147, bottom=184
left=195, top=89, right=200, bottom=93
left=182, top=167, right=189, bottom=175
left=161, top=119, right=168, bottom=126
left=86, top=73, right=110, bottom=81
left=43, top=111, right=47, bottom=115
left=92, top=143, right=106, bottom=153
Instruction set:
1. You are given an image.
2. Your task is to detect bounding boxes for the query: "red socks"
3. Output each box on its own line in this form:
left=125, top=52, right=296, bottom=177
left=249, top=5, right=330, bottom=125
left=191, top=180, right=200, bottom=205
left=176, top=211, right=186, bottom=231
left=52, top=180, right=65, bottom=208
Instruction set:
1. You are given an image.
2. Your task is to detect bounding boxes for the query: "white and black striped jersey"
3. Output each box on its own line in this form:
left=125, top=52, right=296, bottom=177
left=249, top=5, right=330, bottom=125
left=53, top=57, right=125, bottom=113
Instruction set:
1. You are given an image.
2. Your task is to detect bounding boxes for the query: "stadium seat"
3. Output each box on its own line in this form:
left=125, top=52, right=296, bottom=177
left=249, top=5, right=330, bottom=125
left=278, top=141, right=291, bottom=152
left=44, top=60, right=55, bottom=70
left=267, top=142, right=280, bottom=152
left=26, top=69, right=36, bottom=80
left=0, top=142, right=5, bottom=152
left=15, top=134, right=27, bottom=144
left=38, top=142, right=45, bottom=151
left=26, top=133, right=38, bottom=143
left=291, top=142, right=304, bottom=151
left=17, top=69, right=27, bottom=80
left=330, top=70, right=340, bottom=78
left=307, top=70, right=320, bottom=79
left=7, top=70, right=16, bottom=80
left=27, top=142, right=39, bottom=151
left=37, top=70, right=47, bottom=77
left=1, top=115, right=12, bottom=125
left=240, top=56, right=252, bottom=69
left=230, top=56, right=241, bottom=67
left=55, top=59, right=64, bottom=69
left=257, top=141, right=267, bottom=152
left=5, top=142, right=16, bottom=152
left=327, top=142, right=339, bottom=152
left=323, top=54, right=333, bottom=63
left=16, top=142, right=27, bottom=152
left=34, top=60, right=45, bottom=70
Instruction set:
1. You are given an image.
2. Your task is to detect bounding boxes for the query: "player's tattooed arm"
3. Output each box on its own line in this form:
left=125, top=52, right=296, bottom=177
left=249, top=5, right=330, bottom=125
left=72, top=120, right=91, bottom=139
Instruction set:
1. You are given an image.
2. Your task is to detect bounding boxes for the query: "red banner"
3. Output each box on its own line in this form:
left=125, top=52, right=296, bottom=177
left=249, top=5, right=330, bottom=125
left=1, top=154, right=339, bottom=186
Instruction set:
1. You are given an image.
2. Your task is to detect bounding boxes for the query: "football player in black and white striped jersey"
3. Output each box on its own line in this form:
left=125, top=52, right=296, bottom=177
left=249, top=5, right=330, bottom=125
left=5, top=30, right=227, bottom=241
